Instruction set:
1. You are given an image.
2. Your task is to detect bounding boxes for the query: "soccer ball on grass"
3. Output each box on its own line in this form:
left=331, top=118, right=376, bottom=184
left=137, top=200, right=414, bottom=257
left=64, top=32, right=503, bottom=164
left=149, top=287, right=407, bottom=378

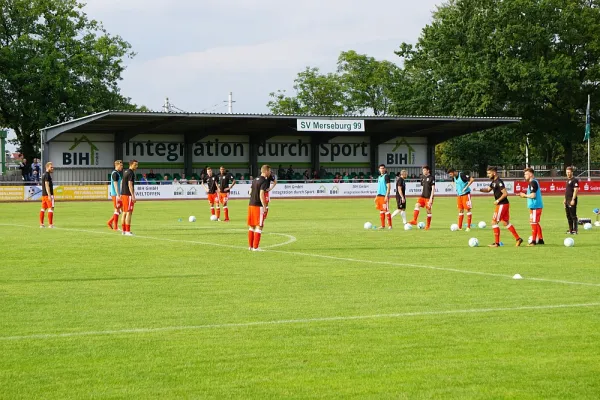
left=450, top=223, right=459, bottom=231
left=478, top=221, right=486, bottom=229
left=189, top=216, right=196, bottom=222
left=563, top=237, right=575, bottom=247
left=210, top=215, right=218, bottom=221
left=364, top=222, right=373, bottom=230
left=468, top=238, right=479, bottom=247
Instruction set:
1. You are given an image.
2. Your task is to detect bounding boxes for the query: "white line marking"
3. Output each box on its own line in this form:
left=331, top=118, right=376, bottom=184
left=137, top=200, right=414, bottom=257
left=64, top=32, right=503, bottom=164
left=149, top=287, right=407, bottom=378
left=1, top=302, right=598, bottom=341
left=0, top=224, right=295, bottom=250
left=1, top=223, right=599, bottom=288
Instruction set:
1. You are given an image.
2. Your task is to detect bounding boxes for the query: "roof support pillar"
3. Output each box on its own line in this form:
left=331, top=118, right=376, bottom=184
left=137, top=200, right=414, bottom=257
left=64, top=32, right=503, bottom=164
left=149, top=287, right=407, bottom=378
left=249, top=136, right=259, bottom=178
left=184, top=134, right=194, bottom=178
left=311, top=136, right=322, bottom=176
left=370, top=136, right=380, bottom=174
left=427, top=139, right=436, bottom=174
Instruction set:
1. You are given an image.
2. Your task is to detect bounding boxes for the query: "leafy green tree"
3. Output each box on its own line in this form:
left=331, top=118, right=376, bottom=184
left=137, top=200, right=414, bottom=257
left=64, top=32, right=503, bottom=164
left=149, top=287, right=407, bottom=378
left=267, top=67, right=345, bottom=115
left=0, top=0, right=135, bottom=159
left=397, top=0, right=600, bottom=166
left=336, top=51, right=401, bottom=115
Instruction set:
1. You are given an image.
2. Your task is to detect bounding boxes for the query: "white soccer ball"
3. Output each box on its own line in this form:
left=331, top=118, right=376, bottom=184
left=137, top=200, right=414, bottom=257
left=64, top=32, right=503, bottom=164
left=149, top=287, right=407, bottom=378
left=418, top=222, right=426, bottom=229
left=528, top=236, right=534, bottom=244
left=450, top=223, right=459, bottom=231
left=210, top=215, right=218, bottom=221
left=468, top=238, right=479, bottom=247
left=364, top=221, right=373, bottom=230
left=584, top=222, right=593, bottom=230
left=595, top=221, right=600, bottom=227
left=189, top=216, right=196, bottom=222
left=404, top=223, right=413, bottom=231
left=478, top=221, right=486, bottom=229
left=564, top=237, right=575, bottom=247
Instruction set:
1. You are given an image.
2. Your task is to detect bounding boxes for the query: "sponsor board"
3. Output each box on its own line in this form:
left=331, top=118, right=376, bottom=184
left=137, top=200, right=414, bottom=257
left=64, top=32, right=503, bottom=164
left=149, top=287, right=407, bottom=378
left=22, top=185, right=109, bottom=201
left=514, top=180, right=600, bottom=194
left=378, top=138, right=427, bottom=167
left=0, top=186, right=25, bottom=201
left=48, top=135, right=115, bottom=168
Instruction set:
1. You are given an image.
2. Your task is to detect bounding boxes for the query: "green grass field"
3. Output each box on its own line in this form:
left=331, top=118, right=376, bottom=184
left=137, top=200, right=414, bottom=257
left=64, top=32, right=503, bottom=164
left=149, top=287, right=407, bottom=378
left=1, top=195, right=600, bottom=399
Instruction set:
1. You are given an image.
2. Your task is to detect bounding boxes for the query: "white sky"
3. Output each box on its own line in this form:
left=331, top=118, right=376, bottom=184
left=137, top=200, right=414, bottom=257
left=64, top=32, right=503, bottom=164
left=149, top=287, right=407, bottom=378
left=6, top=0, right=440, bottom=151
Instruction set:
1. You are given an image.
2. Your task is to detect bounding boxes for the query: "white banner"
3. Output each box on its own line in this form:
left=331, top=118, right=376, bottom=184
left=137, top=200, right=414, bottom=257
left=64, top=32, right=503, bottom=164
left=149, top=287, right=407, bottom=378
left=49, top=135, right=114, bottom=168
left=297, top=119, right=365, bottom=132
left=103, top=181, right=515, bottom=200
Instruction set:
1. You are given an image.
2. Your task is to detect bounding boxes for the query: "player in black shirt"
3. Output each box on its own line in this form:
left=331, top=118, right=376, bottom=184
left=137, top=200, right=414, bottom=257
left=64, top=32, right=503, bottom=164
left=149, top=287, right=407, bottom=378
left=564, top=166, right=580, bottom=234
left=391, top=170, right=408, bottom=224
left=478, top=166, right=523, bottom=247
left=409, top=165, right=435, bottom=229
left=120, top=160, right=138, bottom=235
left=40, top=162, right=55, bottom=228
left=217, top=166, right=236, bottom=222
left=202, top=167, right=219, bottom=219
left=247, top=165, right=271, bottom=251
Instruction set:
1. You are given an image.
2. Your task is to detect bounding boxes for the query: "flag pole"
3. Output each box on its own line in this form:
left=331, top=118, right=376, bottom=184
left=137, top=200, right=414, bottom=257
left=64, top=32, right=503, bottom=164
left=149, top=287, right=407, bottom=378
left=587, top=94, right=591, bottom=182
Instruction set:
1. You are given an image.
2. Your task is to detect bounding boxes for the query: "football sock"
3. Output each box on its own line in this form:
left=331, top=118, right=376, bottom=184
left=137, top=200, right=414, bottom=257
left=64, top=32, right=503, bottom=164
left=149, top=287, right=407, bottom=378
left=216, top=209, right=221, bottom=219
left=413, top=209, right=419, bottom=221
left=426, top=214, right=432, bottom=228
left=507, top=224, right=519, bottom=240
left=210, top=206, right=215, bottom=215
left=40, top=210, right=45, bottom=225
left=248, top=228, right=254, bottom=247
left=493, top=225, right=500, bottom=243
left=458, top=213, right=464, bottom=228
left=467, top=212, right=472, bottom=228
left=401, top=211, right=406, bottom=224
left=253, top=229, right=262, bottom=248
left=386, top=212, right=392, bottom=227
left=48, top=210, right=53, bottom=225
left=113, top=213, right=119, bottom=229
left=536, top=223, right=543, bottom=241
left=379, top=212, right=385, bottom=227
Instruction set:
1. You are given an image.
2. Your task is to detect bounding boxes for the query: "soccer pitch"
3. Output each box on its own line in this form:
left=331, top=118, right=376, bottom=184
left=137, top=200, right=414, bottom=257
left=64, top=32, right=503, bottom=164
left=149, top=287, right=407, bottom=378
left=1, top=196, right=599, bottom=399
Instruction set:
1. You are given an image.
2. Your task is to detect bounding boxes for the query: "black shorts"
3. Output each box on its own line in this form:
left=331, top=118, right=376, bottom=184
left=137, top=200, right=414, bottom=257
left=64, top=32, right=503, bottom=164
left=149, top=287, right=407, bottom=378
left=396, top=195, right=406, bottom=210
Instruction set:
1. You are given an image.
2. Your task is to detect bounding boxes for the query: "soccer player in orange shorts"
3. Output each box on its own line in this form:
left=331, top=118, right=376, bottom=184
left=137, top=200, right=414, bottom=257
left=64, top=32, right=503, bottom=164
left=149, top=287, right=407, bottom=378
left=40, top=162, right=55, bottom=228
left=374, top=164, right=392, bottom=229
left=202, top=167, right=219, bottom=219
left=217, top=166, right=236, bottom=222
left=120, top=160, right=138, bottom=235
left=447, top=168, right=475, bottom=231
left=409, top=165, right=435, bottom=229
left=477, top=166, right=523, bottom=247
left=247, top=165, right=271, bottom=251
left=108, top=160, right=124, bottom=230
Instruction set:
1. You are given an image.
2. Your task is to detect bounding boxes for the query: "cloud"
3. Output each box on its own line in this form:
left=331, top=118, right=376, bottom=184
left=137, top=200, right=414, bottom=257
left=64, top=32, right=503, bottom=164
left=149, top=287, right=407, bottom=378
left=83, top=0, right=441, bottom=112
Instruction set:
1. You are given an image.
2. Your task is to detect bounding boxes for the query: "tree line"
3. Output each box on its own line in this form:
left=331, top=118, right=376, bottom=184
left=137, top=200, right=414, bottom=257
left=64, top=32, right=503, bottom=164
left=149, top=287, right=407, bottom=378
left=267, top=0, right=600, bottom=175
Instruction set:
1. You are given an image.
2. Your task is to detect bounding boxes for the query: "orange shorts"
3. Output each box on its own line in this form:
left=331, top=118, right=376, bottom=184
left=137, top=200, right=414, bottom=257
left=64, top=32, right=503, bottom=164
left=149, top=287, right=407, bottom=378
left=493, top=203, right=510, bottom=223
left=417, top=197, right=432, bottom=209
left=112, top=196, right=122, bottom=209
left=207, top=193, right=218, bottom=204
left=247, top=205, right=265, bottom=227
left=41, top=195, right=54, bottom=209
left=219, top=192, right=229, bottom=204
left=457, top=194, right=472, bottom=210
left=529, top=208, right=542, bottom=223
left=375, top=196, right=389, bottom=212
left=122, top=195, right=134, bottom=212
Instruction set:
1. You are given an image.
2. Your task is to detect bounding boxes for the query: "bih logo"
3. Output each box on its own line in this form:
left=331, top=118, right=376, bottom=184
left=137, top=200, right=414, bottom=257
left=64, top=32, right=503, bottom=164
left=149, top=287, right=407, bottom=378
left=329, top=185, right=339, bottom=195
left=386, top=138, right=415, bottom=166
left=63, top=135, right=99, bottom=166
